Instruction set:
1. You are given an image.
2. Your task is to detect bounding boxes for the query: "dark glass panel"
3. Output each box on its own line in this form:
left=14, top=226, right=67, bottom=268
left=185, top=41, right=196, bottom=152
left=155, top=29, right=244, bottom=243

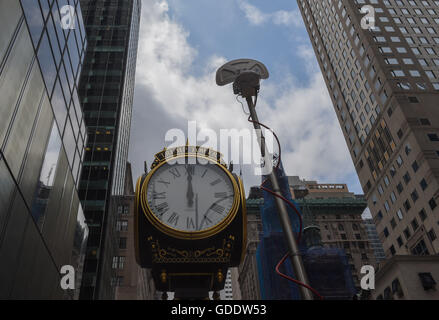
left=30, top=122, right=62, bottom=229
left=21, top=0, right=44, bottom=47
left=51, top=77, right=67, bottom=132
left=37, top=32, right=57, bottom=94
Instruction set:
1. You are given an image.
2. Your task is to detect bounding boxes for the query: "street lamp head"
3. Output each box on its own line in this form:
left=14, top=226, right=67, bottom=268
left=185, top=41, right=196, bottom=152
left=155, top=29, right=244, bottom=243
left=216, top=59, right=269, bottom=98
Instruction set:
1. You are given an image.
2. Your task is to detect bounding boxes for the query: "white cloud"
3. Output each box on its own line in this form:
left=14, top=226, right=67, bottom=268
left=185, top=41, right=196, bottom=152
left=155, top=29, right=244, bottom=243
left=237, top=1, right=268, bottom=25
left=130, top=0, right=358, bottom=195
left=237, top=0, right=302, bottom=27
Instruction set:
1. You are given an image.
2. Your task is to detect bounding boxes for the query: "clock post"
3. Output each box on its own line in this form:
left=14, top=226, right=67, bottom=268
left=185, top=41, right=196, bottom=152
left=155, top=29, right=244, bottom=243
left=134, top=146, right=247, bottom=299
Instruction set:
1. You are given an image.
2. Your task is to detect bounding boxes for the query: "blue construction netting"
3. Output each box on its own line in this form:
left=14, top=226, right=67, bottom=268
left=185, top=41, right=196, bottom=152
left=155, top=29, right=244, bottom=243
left=256, top=161, right=356, bottom=300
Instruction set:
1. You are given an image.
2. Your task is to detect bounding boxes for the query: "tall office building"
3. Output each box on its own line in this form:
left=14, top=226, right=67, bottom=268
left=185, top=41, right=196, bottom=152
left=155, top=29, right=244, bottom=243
left=0, top=0, right=88, bottom=299
left=297, top=0, right=439, bottom=259
left=78, top=0, right=141, bottom=299
left=237, top=193, right=263, bottom=300
left=111, top=162, right=156, bottom=300
left=289, top=177, right=376, bottom=292
left=364, top=218, right=387, bottom=264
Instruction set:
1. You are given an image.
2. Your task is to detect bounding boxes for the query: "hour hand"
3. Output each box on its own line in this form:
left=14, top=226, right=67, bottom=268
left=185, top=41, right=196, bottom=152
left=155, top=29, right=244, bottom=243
left=186, top=165, right=194, bottom=207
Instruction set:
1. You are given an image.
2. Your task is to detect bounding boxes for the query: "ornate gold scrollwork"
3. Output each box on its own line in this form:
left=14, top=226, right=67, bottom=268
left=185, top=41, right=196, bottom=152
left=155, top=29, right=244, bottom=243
left=147, top=236, right=235, bottom=264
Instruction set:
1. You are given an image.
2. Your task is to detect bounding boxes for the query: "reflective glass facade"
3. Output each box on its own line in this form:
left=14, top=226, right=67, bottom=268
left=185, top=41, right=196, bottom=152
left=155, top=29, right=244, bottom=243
left=78, top=0, right=141, bottom=299
left=0, top=0, right=88, bottom=299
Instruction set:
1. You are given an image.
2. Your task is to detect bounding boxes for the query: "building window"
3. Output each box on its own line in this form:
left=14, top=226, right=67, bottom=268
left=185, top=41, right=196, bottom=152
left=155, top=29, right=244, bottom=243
left=418, top=273, right=436, bottom=291
left=397, top=182, right=404, bottom=194
left=119, top=237, right=127, bottom=249
left=428, top=133, right=439, bottom=141
left=412, top=161, right=419, bottom=173
left=419, top=209, right=427, bottom=221
left=429, top=198, right=437, bottom=210
left=397, top=209, right=403, bottom=220
left=403, top=200, right=411, bottom=212
left=411, top=218, right=419, bottom=231
left=392, top=279, right=404, bottom=297
left=116, top=220, right=128, bottom=231
left=384, top=227, right=389, bottom=238
left=404, top=228, right=411, bottom=240
left=403, top=172, right=411, bottom=184
left=118, top=256, right=125, bottom=269
left=428, top=229, right=437, bottom=242
left=112, top=257, right=118, bottom=269
left=390, top=245, right=396, bottom=256
left=412, top=239, right=429, bottom=256
left=420, top=179, right=428, bottom=191
left=411, top=190, right=419, bottom=203
left=116, top=276, right=124, bottom=287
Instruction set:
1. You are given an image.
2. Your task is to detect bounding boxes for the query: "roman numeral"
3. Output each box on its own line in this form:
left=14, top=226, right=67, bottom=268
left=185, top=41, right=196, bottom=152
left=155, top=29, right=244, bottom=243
left=214, top=192, right=227, bottom=199
left=185, top=165, right=195, bottom=176
left=169, top=168, right=181, bottom=179
left=155, top=202, right=169, bottom=217
left=167, top=212, right=179, bottom=226
left=153, top=191, right=166, bottom=199
left=187, top=217, right=196, bottom=230
left=211, top=203, right=225, bottom=215
left=210, top=179, right=221, bottom=186
left=157, top=179, right=170, bottom=187
left=201, top=169, right=208, bottom=178
left=200, top=215, right=213, bottom=230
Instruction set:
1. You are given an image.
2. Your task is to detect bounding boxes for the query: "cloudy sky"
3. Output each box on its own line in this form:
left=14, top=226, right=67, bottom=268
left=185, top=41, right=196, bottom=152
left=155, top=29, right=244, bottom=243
left=128, top=0, right=363, bottom=197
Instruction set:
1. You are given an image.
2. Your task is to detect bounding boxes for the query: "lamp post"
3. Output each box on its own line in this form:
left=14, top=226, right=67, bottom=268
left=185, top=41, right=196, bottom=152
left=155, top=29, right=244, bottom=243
left=216, top=59, right=313, bottom=300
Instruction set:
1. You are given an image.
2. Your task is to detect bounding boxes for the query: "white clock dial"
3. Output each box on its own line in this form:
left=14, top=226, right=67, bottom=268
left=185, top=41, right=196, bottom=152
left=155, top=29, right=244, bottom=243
left=146, top=161, right=235, bottom=232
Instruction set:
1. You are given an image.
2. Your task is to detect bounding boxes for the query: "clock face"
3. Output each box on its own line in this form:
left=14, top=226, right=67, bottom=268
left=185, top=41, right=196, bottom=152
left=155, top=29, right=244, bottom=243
left=145, top=160, right=236, bottom=233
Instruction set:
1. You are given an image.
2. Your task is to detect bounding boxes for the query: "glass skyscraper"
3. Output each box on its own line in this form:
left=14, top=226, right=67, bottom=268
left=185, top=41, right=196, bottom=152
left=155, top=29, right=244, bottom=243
left=0, top=0, right=88, bottom=299
left=78, top=0, right=141, bottom=299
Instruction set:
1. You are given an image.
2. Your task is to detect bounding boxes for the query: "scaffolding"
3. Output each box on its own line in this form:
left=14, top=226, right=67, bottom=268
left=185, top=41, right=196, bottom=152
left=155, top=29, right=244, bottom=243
left=256, top=163, right=356, bottom=300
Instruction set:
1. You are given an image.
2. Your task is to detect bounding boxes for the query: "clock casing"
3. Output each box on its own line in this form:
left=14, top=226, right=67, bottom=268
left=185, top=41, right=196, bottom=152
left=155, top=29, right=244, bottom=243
left=134, top=146, right=247, bottom=293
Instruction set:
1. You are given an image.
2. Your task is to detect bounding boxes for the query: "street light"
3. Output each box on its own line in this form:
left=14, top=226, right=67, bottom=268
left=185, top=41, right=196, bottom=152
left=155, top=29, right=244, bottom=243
left=216, top=59, right=314, bottom=300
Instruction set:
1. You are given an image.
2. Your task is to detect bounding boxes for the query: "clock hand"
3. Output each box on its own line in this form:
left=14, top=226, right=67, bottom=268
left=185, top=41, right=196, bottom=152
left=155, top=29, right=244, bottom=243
left=186, top=165, right=194, bottom=207
left=195, top=193, right=199, bottom=231
left=199, top=195, right=233, bottom=230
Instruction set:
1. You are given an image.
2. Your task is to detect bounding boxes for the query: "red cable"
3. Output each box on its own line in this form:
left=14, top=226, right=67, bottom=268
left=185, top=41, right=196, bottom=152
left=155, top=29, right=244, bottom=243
left=276, top=253, right=324, bottom=300
left=247, top=106, right=323, bottom=300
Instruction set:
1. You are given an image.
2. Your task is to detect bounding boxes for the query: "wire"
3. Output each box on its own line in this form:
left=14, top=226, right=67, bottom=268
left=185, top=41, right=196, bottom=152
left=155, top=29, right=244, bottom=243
left=242, top=92, right=323, bottom=300
left=236, top=95, right=250, bottom=115
left=276, top=253, right=324, bottom=300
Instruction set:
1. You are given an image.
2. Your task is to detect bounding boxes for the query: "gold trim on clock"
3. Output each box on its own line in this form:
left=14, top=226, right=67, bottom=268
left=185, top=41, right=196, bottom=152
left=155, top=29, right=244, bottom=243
left=238, top=176, right=247, bottom=265
left=134, top=175, right=143, bottom=265
left=139, top=153, right=240, bottom=240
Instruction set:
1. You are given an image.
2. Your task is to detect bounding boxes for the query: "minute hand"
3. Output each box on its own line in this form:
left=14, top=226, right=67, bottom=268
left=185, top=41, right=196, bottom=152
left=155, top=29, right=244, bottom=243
left=199, top=195, right=233, bottom=230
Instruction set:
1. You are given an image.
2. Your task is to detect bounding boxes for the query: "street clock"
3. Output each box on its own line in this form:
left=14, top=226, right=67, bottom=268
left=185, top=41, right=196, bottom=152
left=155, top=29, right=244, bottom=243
left=135, top=145, right=247, bottom=297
